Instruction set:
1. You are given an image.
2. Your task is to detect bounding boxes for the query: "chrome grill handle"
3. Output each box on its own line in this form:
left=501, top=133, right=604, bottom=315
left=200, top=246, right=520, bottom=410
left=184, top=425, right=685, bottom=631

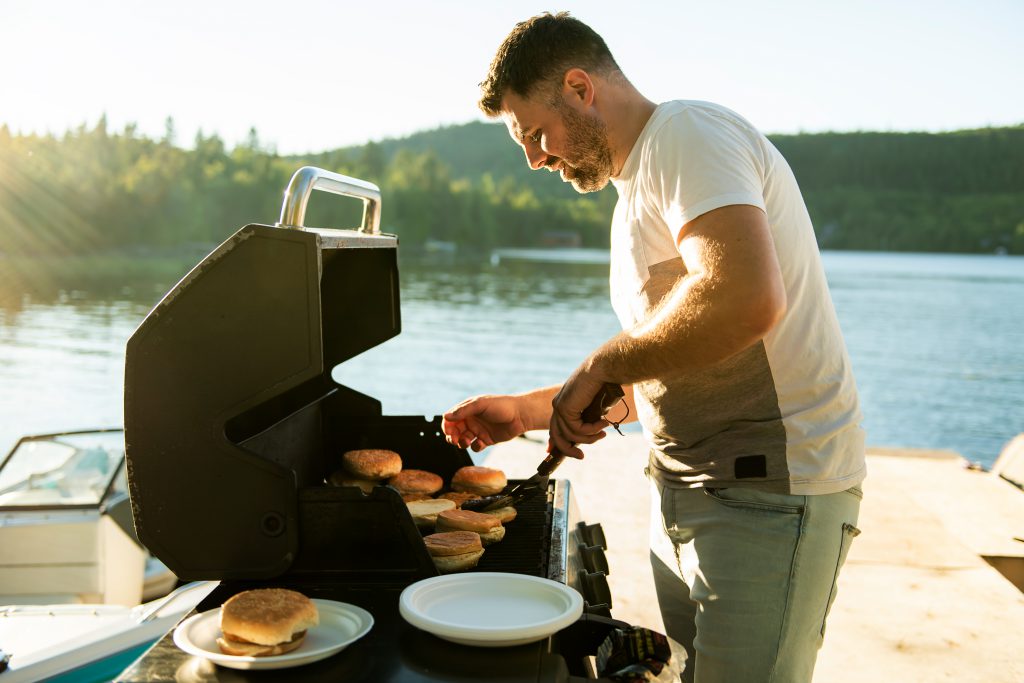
left=277, top=166, right=381, bottom=233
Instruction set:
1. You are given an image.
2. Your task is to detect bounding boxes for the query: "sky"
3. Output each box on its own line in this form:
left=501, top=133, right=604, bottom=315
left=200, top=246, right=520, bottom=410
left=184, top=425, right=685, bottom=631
left=1, top=0, right=1021, bottom=154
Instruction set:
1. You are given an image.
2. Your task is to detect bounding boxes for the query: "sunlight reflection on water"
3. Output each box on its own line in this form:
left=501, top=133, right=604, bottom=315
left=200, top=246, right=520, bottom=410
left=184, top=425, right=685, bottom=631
left=1, top=251, right=1021, bottom=467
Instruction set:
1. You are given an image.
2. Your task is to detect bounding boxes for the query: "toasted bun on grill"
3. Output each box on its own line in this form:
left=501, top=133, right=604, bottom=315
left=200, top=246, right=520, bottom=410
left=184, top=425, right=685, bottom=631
left=438, top=491, right=482, bottom=507
left=401, top=492, right=432, bottom=503
left=481, top=527, right=505, bottom=545
left=432, top=549, right=485, bottom=573
left=436, top=509, right=500, bottom=534
left=217, top=589, right=318, bottom=656
left=424, top=531, right=484, bottom=572
left=451, top=466, right=507, bottom=496
left=424, top=530, right=482, bottom=556
left=389, top=469, right=443, bottom=495
left=342, top=449, right=402, bottom=480
left=406, top=498, right=456, bottom=528
left=327, top=471, right=376, bottom=494
left=483, top=506, right=518, bottom=524
left=437, top=509, right=505, bottom=546
left=481, top=526, right=505, bottom=545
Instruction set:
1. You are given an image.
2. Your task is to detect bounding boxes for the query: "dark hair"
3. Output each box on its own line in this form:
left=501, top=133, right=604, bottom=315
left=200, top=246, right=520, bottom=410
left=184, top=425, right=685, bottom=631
left=478, top=12, right=621, bottom=117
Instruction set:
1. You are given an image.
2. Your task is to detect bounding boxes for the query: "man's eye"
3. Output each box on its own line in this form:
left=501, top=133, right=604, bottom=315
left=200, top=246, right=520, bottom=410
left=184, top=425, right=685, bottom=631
left=528, top=130, right=542, bottom=144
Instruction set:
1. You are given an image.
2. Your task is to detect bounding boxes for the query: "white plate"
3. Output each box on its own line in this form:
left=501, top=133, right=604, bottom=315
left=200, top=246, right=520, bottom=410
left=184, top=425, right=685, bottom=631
left=399, top=572, right=583, bottom=647
left=173, top=598, right=373, bottom=670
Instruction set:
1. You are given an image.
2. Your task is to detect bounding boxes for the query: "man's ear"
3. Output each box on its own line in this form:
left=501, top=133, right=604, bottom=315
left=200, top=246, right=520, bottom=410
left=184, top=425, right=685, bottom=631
left=562, top=68, right=595, bottom=107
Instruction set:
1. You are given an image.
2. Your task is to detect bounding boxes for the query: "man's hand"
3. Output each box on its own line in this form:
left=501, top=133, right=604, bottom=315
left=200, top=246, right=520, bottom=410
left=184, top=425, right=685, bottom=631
left=548, top=365, right=610, bottom=459
left=442, top=394, right=533, bottom=452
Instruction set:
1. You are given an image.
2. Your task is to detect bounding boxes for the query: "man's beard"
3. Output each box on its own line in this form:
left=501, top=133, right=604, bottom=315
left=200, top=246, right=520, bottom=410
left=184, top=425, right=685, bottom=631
left=556, top=104, right=615, bottom=193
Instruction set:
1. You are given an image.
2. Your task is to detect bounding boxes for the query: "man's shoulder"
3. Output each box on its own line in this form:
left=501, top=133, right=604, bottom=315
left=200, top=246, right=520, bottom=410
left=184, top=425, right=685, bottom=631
left=652, top=100, right=759, bottom=137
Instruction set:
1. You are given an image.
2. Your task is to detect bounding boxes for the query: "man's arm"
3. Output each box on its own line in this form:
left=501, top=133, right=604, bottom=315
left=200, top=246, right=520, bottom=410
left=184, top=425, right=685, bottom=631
left=443, top=382, right=638, bottom=453
left=443, top=384, right=561, bottom=452
left=549, top=204, right=786, bottom=456
left=596, top=204, right=785, bottom=381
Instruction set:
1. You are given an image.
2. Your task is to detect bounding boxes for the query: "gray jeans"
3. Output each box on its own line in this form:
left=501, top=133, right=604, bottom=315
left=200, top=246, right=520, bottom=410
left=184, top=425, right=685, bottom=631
left=649, top=471, right=862, bottom=683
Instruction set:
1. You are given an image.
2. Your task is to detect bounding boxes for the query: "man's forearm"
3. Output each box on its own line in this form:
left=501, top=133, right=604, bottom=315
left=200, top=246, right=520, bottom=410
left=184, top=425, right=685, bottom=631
left=515, top=384, right=562, bottom=430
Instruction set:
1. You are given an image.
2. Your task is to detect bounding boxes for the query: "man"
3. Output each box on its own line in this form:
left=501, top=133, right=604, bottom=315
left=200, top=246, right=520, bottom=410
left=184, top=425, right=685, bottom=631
left=442, top=12, right=865, bottom=683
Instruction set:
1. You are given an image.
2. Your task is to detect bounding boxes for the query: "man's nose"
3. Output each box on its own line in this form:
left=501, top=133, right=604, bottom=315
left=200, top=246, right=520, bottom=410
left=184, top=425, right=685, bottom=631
left=524, top=145, right=552, bottom=171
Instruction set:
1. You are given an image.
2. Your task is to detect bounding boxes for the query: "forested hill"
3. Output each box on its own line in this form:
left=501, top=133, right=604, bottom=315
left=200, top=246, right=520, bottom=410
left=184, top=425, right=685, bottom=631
left=1, top=119, right=1022, bottom=257
left=306, top=121, right=1024, bottom=253
left=321, top=121, right=1024, bottom=199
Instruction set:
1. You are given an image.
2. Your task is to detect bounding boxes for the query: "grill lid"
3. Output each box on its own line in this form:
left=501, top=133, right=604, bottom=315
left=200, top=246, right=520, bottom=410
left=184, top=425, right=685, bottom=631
left=124, top=168, right=403, bottom=579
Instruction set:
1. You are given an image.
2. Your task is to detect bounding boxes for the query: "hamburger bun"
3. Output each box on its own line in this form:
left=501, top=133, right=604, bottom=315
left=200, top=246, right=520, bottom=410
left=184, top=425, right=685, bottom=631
left=432, top=549, right=485, bottom=573
left=436, top=509, right=500, bottom=534
left=401, top=492, right=432, bottom=503
left=389, top=469, right=443, bottom=495
left=217, top=588, right=318, bottom=657
left=423, top=530, right=482, bottom=556
left=216, top=635, right=307, bottom=657
left=436, top=508, right=505, bottom=545
left=451, top=466, right=507, bottom=496
left=327, top=471, right=376, bottom=494
left=342, top=449, right=402, bottom=480
left=438, top=491, right=482, bottom=507
left=483, top=506, right=518, bottom=524
left=424, top=531, right=485, bottom=573
left=406, top=498, right=456, bottom=528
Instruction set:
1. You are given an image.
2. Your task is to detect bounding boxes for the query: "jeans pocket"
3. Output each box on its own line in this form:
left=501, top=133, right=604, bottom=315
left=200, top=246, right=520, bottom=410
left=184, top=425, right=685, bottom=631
left=821, top=522, right=862, bottom=637
left=658, top=482, right=677, bottom=534
left=703, top=486, right=804, bottom=515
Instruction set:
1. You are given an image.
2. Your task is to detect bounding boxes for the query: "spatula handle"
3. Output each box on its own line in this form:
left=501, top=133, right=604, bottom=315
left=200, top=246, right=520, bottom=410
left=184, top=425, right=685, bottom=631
left=581, top=383, right=626, bottom=423
left=540, top=383, right=625, bottom=475
left=537, top=452, right=567, bottom=477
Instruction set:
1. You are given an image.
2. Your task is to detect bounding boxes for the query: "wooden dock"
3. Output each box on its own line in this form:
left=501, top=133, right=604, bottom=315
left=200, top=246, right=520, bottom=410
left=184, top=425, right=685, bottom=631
left=484, top=434, right=1024, bottom=682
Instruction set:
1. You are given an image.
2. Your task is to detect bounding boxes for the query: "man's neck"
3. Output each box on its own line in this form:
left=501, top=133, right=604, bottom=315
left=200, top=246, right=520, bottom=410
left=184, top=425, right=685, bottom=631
left=599, top=83, right=658, bottom=177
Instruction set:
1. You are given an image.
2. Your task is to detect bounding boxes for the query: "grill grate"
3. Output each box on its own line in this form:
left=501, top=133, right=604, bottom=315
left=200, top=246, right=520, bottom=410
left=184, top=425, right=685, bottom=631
left=460, top=481, right=553, bottom=577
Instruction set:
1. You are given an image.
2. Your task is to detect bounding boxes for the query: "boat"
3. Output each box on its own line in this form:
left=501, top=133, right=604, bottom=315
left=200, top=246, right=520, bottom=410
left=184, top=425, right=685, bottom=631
left=0, top=581, right=216, bottom=682
left=0, top=429, right=218, bottom=682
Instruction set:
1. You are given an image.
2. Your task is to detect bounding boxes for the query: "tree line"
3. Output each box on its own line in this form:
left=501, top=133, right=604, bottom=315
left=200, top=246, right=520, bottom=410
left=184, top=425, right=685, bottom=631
left=1, top=117, right=1021, bottom=257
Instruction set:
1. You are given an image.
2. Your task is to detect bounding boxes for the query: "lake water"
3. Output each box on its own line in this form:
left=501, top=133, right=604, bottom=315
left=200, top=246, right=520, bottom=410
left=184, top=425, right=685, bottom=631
left=1, top=250, right=1021, bottom=468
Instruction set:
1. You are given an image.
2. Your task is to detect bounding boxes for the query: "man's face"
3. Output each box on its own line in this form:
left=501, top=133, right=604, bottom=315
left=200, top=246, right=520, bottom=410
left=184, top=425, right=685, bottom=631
left=501, top=90, right=615, bottom=194
left=557, top=103, right=616, bottom=193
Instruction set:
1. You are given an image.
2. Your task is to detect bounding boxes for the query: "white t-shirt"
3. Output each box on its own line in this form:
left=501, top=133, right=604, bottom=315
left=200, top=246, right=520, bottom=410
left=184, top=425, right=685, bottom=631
left=609, top=100, right=865, bottom=495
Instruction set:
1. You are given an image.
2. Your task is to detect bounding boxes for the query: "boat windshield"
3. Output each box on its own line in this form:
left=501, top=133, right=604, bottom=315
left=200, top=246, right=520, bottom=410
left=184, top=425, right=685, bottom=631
left=0, top=431, right=124, bottom=508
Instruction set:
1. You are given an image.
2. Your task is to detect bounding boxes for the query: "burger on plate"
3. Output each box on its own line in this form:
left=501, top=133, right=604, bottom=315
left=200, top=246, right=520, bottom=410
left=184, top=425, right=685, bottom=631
left=217, top=588, right=319, bottom=656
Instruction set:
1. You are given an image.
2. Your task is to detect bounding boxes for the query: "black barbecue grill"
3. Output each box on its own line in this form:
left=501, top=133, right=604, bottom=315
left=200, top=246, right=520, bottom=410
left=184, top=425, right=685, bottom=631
left=117, top=167, right=627, bottom=682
